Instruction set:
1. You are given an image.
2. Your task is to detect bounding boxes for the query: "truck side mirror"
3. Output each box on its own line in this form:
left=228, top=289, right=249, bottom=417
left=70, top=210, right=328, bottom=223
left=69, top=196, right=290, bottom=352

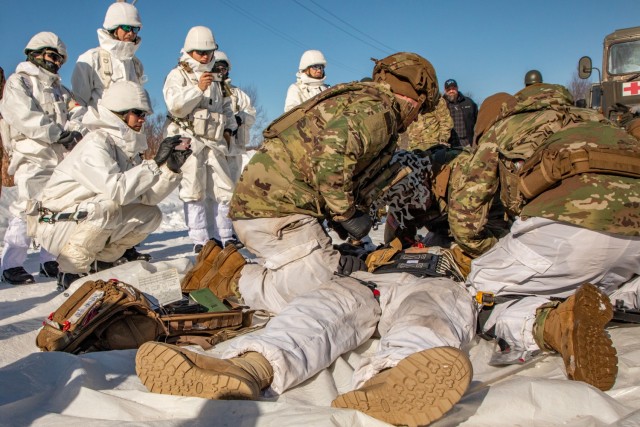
left=578, top=56, right=593, bottom=79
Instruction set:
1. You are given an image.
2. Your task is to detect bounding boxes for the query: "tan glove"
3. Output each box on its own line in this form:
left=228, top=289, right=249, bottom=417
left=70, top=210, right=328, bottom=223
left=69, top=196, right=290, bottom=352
left=365, top=238, right=402, bottom=272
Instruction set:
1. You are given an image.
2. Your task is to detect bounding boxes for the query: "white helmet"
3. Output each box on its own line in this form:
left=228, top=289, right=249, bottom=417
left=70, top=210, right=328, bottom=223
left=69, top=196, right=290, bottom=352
left=103, top=2, right=142, bottom=31
left=213, top=50, right=231, bottom=70
left=24, top=32, right=67, bottom=63
left=100, top=81, right=152, bottom=114
left=299, top=50, right=326, bottom=71
left=183, top=26, right=217, bottom=52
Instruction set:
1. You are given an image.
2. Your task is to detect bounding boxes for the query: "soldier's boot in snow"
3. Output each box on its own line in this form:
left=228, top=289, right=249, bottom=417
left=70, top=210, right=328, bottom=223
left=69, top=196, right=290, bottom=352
left=56, top=272, right=88, bottom=292
left=181, top=241, right=246, bottom=299
left=533, top=283, right=618, bottom=391
left=136, top=342, right=273, bottom=400
left=122, top=246, right=152, bottom=262
left=39, top=261, right=59, bottom=278
left=331, top=347, right=473, bottom=427
left=2, top=266, right=35, bottom=285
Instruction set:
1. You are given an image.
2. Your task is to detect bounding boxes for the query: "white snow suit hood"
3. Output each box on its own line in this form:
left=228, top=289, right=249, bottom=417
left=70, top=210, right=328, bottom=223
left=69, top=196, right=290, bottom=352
left=97, top=28, right=141, bottom=61
left=84, top=104, right=148, bottom=157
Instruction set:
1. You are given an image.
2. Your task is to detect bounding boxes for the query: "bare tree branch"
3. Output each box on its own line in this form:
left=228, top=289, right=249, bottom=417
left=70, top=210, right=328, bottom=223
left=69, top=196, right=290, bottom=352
left=238, top=84, right=268, bottom=149
left=567, top=71, right=592, bottom=103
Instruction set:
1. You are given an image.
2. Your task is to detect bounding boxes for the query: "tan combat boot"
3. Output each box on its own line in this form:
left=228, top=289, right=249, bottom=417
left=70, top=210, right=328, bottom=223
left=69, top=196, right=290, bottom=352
left=331, top=347, right=472, bottom=427
left=533, top=283, right=618, bottom=391
left=181, top=242, right=246, bottom=300
left=181, top=241, right=222, bottom=292
left=135, top=342, right=273, bottom=400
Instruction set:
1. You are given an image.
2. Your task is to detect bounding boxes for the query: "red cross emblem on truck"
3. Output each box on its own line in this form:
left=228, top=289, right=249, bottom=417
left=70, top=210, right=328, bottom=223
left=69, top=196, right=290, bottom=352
left=622, top=81, right=640, bottom=96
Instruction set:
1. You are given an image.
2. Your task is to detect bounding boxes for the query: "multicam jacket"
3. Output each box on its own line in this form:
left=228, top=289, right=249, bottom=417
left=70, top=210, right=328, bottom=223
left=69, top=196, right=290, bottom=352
left=449, top=83, right=640, bottom=256
left=230, top=82, right=401, bottom=221
left=405, top=97, right=453, bottom=150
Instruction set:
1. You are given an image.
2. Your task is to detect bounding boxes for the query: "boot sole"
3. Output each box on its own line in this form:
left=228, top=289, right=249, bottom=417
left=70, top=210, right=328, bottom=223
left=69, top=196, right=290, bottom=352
left=567, top=284, right=618, bottom=391
left=331, top=346, right=472, bottom=426
left=135, top=342, right=256, bottom=400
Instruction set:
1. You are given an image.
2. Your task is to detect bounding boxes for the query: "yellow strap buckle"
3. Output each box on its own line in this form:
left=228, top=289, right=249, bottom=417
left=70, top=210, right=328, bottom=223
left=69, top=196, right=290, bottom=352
left=475, top=291, right=495, bottom=307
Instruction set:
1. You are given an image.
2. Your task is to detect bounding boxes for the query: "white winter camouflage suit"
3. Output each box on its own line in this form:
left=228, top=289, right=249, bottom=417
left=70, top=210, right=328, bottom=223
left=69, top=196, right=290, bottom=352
left=71, top=29, right=144, bottom=120
left=225, top=216, right=476, bottom=394
left=226, top=83, right=256, bottom=183
left=163, top=52, right=237, bottom=246
left=283, top=72, right=329, bottom=112
left=34, top=104, right=181, bottom=274
left=0, top=61, right=83, bottom=270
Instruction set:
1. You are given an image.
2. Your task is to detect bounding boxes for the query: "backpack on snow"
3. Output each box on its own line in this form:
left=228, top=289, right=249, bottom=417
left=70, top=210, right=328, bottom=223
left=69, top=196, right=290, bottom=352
left=35, top=279, right=259, bottom=354
left=36, top=279, right=167, bottom=354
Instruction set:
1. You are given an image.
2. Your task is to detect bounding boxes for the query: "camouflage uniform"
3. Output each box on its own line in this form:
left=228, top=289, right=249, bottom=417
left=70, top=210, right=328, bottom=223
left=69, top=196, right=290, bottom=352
left=449, top=83, right=640, bottom=256
left=226, top=79, right=475, bottom=399
left=404, top=97, right=453, bottom=151
left=231, top=82, right=400, bottom=222
left=452, top=84, right=640, bottom=363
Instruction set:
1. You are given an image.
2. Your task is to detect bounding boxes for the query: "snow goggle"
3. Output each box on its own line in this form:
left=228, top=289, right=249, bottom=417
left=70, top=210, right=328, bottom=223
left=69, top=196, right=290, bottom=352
left=128, top=109, right=147, bottom=118
left=119, top=25, right=140, bottom=34
left=309, top=64, right=325, bottom=71
left=43, top=50, right=64, bottom=64
left=193, top=49, right=215, bottom=57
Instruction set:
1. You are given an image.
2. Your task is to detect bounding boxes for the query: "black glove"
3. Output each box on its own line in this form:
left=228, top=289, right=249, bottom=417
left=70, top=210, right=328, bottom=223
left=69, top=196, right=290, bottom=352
left=328, top=219, right=349, bottom=240
left=154, top=135, right=182, bottom=167
left=166, top=148, right=192, bottom=173
left=339, top=210, right=372, bottom=240
left=235, top=115, right=243, bottom=126
left=56, top=130, right=82, bottom=150
left=337, top=255, right=368, bottom=276
left=333, top=242, right=369, bottom=259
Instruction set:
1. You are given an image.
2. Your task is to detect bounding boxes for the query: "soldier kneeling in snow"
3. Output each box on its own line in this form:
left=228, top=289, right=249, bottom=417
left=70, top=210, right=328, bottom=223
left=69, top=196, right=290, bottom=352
left=33, top=81, right=192, bottom=291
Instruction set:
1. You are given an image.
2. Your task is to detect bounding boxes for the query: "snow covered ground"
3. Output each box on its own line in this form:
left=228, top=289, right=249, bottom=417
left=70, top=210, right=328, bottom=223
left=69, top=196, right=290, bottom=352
left=1, top=179, right=640, bottom=426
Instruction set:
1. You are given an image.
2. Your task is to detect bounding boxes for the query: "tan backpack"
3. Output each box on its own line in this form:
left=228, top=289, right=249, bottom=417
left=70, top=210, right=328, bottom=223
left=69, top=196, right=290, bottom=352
left=36, top=279, right=260, bottom=354
left=36, top=279, right=166, bottom=354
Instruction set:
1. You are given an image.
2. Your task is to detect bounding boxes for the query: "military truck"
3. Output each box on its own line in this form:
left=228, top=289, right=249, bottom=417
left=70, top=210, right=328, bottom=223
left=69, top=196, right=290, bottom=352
left=578, top=25, right=640, bottom=124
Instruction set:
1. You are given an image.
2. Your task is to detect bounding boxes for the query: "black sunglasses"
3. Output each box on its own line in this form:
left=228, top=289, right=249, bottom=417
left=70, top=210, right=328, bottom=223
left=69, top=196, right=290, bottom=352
left=119, top=25, right=140, bottom=34
left=193, top=49, right=215, bottom=56
left=127, top=109, right=147, bottom=118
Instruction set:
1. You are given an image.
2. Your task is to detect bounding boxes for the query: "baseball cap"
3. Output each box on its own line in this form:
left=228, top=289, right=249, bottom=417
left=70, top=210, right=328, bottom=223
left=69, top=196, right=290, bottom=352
left=444, top=79, right=458, bottom=89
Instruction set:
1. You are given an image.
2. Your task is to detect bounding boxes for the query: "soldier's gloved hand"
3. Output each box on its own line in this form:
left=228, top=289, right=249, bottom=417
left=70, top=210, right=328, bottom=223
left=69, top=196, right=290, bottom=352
left=235, top=115, right=243, bottom=126
left=166, top=148, right=192, bottom=173
left=56, top=130, right=82, bottom=150
left=337, top=254, right=368, bottom=276
left=153, top=135, right=182, bottom=167
left=339, top=210, right=372, bottom=240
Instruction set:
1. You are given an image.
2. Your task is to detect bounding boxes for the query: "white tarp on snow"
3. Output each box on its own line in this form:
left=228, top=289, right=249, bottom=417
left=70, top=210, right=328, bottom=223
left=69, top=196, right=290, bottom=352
left=1, top=187, right=640, bottom=426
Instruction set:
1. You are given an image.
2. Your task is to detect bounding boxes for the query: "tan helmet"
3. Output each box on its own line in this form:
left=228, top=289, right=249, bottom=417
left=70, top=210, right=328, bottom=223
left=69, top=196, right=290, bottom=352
left=372, top=52, right=439, bottom=113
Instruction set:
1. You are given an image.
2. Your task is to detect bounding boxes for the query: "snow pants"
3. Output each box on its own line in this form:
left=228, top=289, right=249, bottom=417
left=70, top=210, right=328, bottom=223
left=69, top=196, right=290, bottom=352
left=468, top=217, right=640, bottom=353
left=2, top=156, right=57, bottom=270
left=179, top=145, right=235, bottom=245
left=35, top=199, right=162, bottom=274
left=227, top=215, right=477, bottom=394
